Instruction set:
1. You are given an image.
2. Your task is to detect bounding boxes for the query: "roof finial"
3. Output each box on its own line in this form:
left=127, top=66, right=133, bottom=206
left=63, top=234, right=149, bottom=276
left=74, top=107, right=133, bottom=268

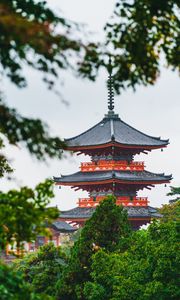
left=107, top=56, right=114, bottom=112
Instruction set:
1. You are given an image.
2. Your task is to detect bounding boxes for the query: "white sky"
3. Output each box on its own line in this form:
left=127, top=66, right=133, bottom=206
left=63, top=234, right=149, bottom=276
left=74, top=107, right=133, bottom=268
left=1, top=0, right=180, bottom=210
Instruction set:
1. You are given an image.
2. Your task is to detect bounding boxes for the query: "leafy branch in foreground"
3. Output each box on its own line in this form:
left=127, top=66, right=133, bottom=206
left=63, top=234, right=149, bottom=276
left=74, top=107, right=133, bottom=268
left=79, top=0, right=180, bottom=93
left=0, top=0, right=84, bottom=89
left=0, top=97, right=66, bottom=169
left=0, top=179, right=59, bottom=255
left=0, top=154, right=12, bottom=176
left=0, top=0, right=94, bottom=176
left=1, top=0, right=179, bottom=96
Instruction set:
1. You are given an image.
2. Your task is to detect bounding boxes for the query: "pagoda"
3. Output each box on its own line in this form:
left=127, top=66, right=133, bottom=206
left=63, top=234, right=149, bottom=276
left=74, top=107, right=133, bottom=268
left=54, top=69, right=172, bottom=230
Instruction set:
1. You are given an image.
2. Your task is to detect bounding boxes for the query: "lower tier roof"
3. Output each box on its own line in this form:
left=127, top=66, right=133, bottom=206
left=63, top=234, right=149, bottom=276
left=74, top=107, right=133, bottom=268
left=51, top=220, right=76, bottom=232
left=59, top=206, right=161, bottom=219
left=54, top=170, right=172, bottom=185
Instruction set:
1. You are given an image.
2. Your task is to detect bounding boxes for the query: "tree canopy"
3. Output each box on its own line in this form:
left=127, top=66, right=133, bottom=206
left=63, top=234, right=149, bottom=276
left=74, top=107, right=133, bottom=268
left=57, top=196, right=131, bottom=300
left=0, top=0, right=84, bottom=88
left=0, top=179, right=58, bottom=255
left=0, top=0, right=83, bottom=176
left=7, top=195, right=180, bottom=300
left=0, top=261, right=54, bottom=300
left=83, top=220, right=180, bottom=300
left=167, top=186, right=180, bottom=200
left=1, top=0, right=179, bottom=91
left=80, top=0, right=180, bottom=93
left=14, top=243, right=67, bottom=297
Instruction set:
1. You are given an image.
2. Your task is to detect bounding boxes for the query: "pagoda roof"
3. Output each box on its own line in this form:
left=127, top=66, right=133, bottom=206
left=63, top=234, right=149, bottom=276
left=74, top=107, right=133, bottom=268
left=54, top=170, right=172, bottom=185
left=59, top=206, right=162, bottom=219
left=65, top=113, right=168, bottom=150
left=51, top=220, right=77, bottom=232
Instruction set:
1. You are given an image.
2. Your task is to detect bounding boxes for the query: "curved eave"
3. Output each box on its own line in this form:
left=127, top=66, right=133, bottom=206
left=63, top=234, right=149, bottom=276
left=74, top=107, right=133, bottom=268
left=59, top=206, right=161, bottom=220
left=59, top=216, right=152, bottom=221
left=66, top=141, right=168, bottom=152
left=51, top=224, right=76, bottom=233
left=54, top=177, right=172, bottom=186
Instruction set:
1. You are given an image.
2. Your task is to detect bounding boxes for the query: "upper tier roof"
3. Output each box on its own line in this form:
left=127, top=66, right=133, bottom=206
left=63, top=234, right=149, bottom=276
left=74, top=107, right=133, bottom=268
left=65, top=112, right=168, bottom=150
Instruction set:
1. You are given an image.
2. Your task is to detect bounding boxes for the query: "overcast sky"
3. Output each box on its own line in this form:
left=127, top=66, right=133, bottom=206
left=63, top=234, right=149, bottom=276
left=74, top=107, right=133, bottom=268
left=1, top=0, right=180, bottom=210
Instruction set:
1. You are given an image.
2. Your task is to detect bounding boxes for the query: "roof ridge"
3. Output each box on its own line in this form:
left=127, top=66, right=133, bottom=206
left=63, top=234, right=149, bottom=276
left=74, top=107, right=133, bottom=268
left=117, top=118, right=169, bottom=143
left=143, top=170, right=172, bottom=178
left=110, top=119, right=115, bottom=140
left=65, top=118, right=108, bottom=142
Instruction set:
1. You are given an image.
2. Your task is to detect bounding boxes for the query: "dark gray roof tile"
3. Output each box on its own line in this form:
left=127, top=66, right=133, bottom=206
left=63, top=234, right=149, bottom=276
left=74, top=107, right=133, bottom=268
left=59, top=206, right=161, bottom=219
left=52, top=221, right=77, bottom=232
left=65, top=114, right=168, bottom=148
left=54, top=170, right=172, bottom=184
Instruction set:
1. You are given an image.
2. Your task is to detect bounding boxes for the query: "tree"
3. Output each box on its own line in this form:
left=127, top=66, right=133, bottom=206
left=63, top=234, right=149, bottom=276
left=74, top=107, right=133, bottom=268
left=57, top=196, right=131, bottom=300
left=83, top=220, right=180, bottom=300
left=0, top=261, right=53, bottom=300
left=79, top=0, right=180, bottom=93
left=167, top=186, right=180, bottom=200
left=159, top=202, right=180, bottom=223
left=158, top=186, right=180, bottom=222
left=0, top=179, right=59, bottom=255
left=14, top=243, right=67, bottom=297
left=0, top=0, right=92, bottom=176
left=0, top=96, right=67, bottom=178
left=0, top=0, right=85, bottom=89
left=1, top=0, right=179, bottom=94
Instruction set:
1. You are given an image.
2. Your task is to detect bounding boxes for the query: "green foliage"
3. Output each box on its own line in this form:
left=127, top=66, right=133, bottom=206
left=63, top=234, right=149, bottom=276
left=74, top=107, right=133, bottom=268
left=80, top=0, right=180, bottom=93
left=57, top=196, right=131, bottom=300
left=8, top=198, right=179, bottom=300
left=0, top=0, right=82, bottom=88
left=83, top=282, right=106, bottom=300
left=0, top=156, right=12, bottom=177
left=84, top=220, right=180, bottom=300
left=0, top=135, right=13, bottom=178
left=0, top=0, right=84, bottom=164
left=0, top=179, right=59, bottom=254
left=0, top=96, right=66, bottom=167
left=159, top=200, right=180, bottom=222
left=0, top=261, right=53, bottom=300
left=1, top=0, right=179, bottom=94
left=14, top=243, right=67, bottom=297
left=167, top=186, right=180, bottom=198
left=158, top=186, right=180, bottom=222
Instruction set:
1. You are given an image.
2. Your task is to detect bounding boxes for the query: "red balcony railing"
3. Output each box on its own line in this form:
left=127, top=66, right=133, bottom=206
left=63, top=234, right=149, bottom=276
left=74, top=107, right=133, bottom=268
left=81, top=160, right=144, bottom=172
left=77, top=196, right=148, bottom=207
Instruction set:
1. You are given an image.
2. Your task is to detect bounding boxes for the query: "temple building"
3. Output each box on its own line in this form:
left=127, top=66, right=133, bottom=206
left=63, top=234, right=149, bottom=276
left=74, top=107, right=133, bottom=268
left=3, top=220, right=76, bottom=260
left=54, top=70, right=172, bottom=230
